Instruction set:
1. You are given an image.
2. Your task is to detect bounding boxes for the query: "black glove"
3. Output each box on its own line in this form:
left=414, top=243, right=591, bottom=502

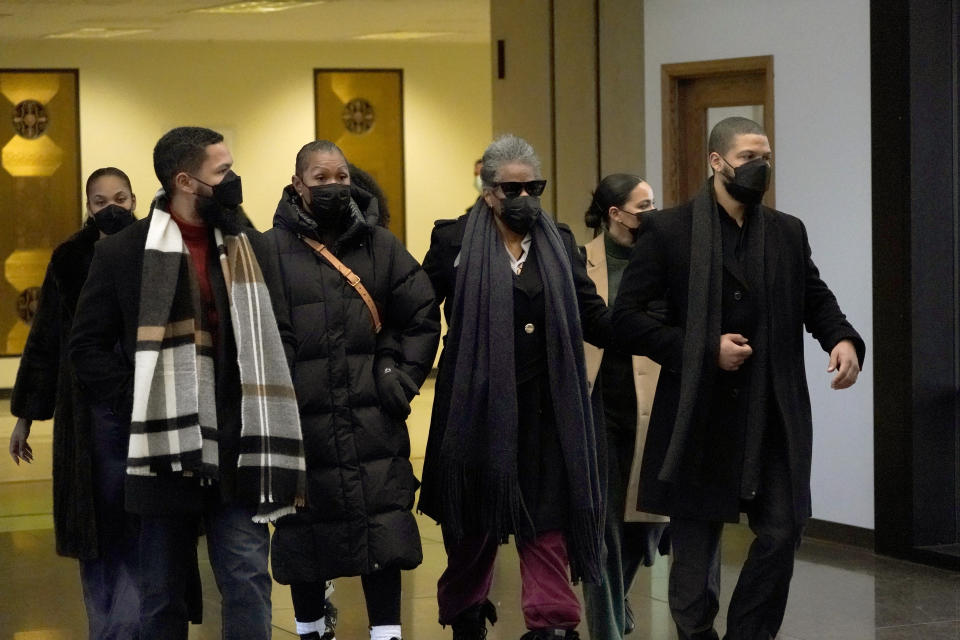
left=375, top=358, right=419, bottom=419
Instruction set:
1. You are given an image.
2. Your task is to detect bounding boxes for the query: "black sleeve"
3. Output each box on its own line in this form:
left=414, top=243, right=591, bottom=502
left=377, top=235, right=441, bottom=387
left=257, top=233, right=298, bottom=371
left=10, top=261, right=62, bottom=420
left=420, top=223, right=450, bottom=311
left=612, top=214, right=684, bottom=371
left=800, top=221, right=866, bottom=365
left=69, top=242, right=133, bottom=418
left=560, top=226, right=612, bottom=348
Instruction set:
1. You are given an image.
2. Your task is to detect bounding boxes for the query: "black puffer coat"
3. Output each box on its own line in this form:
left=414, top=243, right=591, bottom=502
left=266, top=185, right=440, bottom=584
left=11, top=222, right=99, bottom=559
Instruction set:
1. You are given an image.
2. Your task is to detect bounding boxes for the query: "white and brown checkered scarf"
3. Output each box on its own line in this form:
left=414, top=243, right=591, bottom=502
left=128, top=194, right=304, bottom=522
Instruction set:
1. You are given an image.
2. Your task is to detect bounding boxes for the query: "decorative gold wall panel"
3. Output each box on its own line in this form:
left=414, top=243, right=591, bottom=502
left=314, top=70, right=405, bottom=242
left=0, top=70, right=80, bottom=355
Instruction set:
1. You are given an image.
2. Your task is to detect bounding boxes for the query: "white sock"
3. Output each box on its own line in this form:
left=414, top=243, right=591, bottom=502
left=296, top=618, right=326, bottom=636
left=370, top=624, right=401, bottom=640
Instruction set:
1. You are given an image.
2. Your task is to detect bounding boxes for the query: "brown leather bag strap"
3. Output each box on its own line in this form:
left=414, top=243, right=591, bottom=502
left=299, top=235, right=382, bottom=334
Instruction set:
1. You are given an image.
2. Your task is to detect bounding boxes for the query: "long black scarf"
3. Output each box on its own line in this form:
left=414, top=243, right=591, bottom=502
left=658, top=181, right=770, bottom=487
left=439, top=199, right=603, bottom=583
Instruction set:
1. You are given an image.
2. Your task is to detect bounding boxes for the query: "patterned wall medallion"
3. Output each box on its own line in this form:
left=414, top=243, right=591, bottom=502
left=342, top=98, right=375, bottom=134
left=12, top=99, right=49, bottom=139
left=15, top=286, right=41, bottom=324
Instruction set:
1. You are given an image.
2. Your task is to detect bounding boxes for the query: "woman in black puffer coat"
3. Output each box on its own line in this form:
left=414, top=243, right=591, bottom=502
left=266, top=140, right=440, bottom=640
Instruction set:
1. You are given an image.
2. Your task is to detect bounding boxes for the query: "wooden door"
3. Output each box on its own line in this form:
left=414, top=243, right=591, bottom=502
left=661, top=56, right=774, bottom=208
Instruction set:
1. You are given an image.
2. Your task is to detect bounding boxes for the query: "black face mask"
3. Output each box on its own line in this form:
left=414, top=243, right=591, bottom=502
left=720, top=157, right=771, bottom=206
left=499, top=195, right=541, bottom=235
left=616, top=207, right=650, bottom=241
left=194, top=170, right=243, bottom=230
left=305, top=184, right=353, bottom=230
left=91, top=204, right=135, bottom=235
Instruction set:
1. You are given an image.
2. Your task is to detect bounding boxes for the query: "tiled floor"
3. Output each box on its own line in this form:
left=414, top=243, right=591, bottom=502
left=1, top=388, right=958, bottom=639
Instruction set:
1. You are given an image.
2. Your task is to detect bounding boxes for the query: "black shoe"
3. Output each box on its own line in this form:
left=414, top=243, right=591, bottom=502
left=520, top=631, right=580, bottom=640
left=452, top=599, right=498, bottom=640
left=299, top=634, right=321, bottom=640
left=624, top=597, right=636, bottom=635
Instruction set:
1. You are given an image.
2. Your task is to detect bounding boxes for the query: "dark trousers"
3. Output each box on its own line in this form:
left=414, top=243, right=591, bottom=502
left=81, top=405, right=141, bottom=639
left=583, top=426, right=668, bottom=640
left=138, top=500, right=271, bottom=640
left=438, top=530, right=580, bottom=631
left=668, top=427, right=803, bottom=640
left=291, top=567, right=401, bottom=626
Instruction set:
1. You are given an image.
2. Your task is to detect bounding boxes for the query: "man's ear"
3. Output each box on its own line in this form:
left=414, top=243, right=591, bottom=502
left=482, top=190, right=498, bottom=210
left=174, top=172, right=194, bottom=194
left=708, top=152, right=723, bottom=174
left=130, top=194, right=137, bottom=213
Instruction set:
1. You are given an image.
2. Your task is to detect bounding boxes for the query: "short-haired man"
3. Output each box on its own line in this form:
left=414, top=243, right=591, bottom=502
left=70, top=126, right=305, bottom=639
left=613, top=117, right=864, bottom=640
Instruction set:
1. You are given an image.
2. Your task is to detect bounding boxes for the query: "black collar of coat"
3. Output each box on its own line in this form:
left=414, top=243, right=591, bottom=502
left=272, top=183, right=378, bottom=252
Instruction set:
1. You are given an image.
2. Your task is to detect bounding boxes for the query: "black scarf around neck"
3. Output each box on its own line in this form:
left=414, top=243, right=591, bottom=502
left=439, top=199, right=603, bottom=583
left=658, top=181, right=771, bottom=488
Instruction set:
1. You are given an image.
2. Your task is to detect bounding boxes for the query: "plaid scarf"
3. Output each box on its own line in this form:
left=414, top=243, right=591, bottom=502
left=128, top=194, right=305, bottom=522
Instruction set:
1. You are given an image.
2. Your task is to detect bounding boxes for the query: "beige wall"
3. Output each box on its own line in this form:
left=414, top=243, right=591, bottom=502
left=598, top=0, right=645, bottom=178
left=0, top=38, right=492, bottom=390
left=490, top=0, right=555, bottom=211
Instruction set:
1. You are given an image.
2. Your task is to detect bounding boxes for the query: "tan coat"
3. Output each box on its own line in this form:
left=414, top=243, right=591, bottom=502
left=583, top=234, right=668, bottom=523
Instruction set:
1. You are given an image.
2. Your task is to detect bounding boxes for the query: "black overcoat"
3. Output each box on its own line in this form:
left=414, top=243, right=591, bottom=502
left=69, top=211, right=297, bottom=514
left=612, top=185, right=865, bottom=523
left=266, top=186, right=440, bottom=584
left=11, top=223, right=100, bottom=559
left=417, top=214, right=611, bottom=524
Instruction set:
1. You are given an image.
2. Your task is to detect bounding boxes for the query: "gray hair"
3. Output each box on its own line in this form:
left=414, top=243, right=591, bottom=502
left=480, top=134, right=542, bottom=188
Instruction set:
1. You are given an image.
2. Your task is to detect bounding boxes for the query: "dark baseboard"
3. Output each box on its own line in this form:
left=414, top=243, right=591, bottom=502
left=911, top=545, right=960, bottom=571
left=0, top=388, right=11, bottom=401
left=804, top=518, right=875, bottom=549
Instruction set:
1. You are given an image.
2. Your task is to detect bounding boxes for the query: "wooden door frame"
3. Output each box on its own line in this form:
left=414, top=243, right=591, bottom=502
left=661, top=55, right=774, bottom=207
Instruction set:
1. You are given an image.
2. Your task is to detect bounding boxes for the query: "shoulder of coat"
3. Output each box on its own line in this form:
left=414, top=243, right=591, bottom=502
left=584, top=234, right=605, bottom=264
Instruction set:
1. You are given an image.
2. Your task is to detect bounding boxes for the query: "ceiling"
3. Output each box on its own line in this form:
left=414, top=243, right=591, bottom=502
left=0, top=0, right=489, bottom=43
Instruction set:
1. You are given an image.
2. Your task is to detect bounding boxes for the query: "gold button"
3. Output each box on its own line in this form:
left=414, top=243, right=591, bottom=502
left=524, top=323, right=535, bottom=334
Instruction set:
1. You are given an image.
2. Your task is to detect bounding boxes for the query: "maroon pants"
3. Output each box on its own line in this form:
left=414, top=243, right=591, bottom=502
left=437, top=529, right=581, bottom=630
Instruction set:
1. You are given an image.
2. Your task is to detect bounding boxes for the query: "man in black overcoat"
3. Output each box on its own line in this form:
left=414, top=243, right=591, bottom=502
left=612, top=117, right=864, bottom=640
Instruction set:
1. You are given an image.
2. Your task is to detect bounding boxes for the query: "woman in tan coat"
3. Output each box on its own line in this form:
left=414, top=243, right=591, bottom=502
left=581, top=174, right=669, bottom=640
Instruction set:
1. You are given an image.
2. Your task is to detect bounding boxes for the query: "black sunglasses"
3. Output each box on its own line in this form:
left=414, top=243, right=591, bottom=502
left=494, top=180, right=547, bottom=198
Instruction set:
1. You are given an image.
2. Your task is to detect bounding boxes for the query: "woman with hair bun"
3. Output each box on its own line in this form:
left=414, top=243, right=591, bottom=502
left=581, top=174, right=669, bottom=640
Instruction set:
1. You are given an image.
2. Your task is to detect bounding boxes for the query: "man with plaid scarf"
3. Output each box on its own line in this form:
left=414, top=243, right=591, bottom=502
left=71, top=126, right=304, bottom=639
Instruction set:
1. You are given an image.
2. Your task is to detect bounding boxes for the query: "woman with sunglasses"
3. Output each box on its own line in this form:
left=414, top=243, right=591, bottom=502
left=581, top=174, right=669, bottom=640
left=419, top=134, right=611, bottom=640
